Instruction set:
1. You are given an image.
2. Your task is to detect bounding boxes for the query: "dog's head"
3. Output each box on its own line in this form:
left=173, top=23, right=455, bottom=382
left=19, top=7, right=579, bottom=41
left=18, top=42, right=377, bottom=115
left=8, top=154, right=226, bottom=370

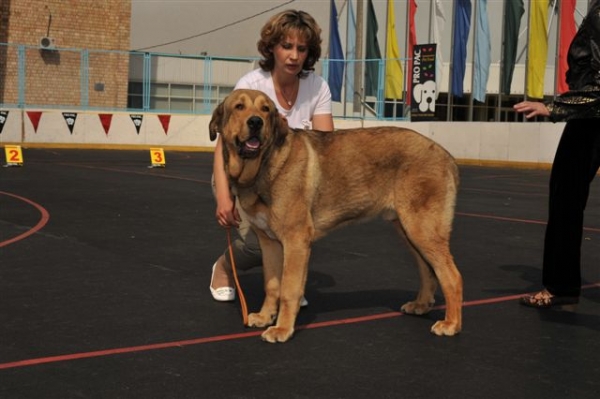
left=209, top=89, right=289, bottom=185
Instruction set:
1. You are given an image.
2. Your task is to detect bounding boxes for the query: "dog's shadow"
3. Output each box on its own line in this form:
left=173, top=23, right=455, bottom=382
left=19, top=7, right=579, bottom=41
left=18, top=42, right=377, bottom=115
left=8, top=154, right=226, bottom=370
left=238, top=270, right=444, bottom=328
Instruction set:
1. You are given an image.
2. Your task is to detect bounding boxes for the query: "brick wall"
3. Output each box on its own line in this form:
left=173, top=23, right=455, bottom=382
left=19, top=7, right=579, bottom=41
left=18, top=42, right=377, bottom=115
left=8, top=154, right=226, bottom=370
left=0, top=0, right=131, bottom=108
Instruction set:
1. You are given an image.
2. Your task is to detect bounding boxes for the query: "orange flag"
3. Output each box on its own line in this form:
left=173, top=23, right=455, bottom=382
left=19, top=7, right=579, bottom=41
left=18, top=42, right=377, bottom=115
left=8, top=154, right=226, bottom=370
left=557, top=0, right=576, bottom=94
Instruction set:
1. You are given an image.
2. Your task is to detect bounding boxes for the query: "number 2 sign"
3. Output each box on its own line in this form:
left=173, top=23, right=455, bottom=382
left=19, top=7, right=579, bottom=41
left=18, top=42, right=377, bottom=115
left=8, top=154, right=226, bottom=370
left=4, top=145, right=23, bottom=167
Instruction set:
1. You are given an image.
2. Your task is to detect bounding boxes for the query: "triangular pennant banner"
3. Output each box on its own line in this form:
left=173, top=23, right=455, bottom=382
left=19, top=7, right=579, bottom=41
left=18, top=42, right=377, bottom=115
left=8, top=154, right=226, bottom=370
left=158, top=115, right=171, bottom=135
left=130, top=114, right=143, bottom=134
left=27, top=111, right=42, bottom=133
left=62, top=112, right=77, bottom=134
left=0, top=111, right=8, bottom=134
left=99, top=114, right=113, bottom=135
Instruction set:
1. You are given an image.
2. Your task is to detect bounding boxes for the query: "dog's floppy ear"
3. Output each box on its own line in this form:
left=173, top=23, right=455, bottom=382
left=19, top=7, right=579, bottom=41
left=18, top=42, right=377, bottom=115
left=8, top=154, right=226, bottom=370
left=273, top=111, right=290, bottom=147
left=413, top=84, right=423, bottom=103
left=209, top=100, right=225, bottom=141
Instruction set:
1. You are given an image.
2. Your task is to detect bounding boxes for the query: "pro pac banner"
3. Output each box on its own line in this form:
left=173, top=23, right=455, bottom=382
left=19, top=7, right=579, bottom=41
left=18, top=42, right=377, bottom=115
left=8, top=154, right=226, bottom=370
left=410, top=44, right=437, bottom=121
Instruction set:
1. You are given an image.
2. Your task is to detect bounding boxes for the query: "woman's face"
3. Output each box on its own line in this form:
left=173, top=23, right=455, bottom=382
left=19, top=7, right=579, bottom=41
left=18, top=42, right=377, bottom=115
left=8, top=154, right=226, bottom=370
left=272, top=32, right=309, bottom=77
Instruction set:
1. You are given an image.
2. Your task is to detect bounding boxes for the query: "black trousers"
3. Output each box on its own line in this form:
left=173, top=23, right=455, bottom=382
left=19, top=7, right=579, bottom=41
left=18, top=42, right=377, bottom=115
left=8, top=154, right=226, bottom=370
left=543, top=118, right=600, bottom=297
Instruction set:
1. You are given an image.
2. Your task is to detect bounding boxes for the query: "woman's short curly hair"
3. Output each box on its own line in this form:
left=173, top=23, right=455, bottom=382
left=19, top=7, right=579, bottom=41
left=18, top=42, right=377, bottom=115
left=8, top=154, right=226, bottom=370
left=257, top=10, right=322, bottom=77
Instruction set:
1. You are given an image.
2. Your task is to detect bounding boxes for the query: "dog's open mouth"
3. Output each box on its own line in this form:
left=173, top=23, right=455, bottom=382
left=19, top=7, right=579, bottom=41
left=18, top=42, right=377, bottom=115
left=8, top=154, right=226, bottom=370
left=237, top=135, right=261, bottom=158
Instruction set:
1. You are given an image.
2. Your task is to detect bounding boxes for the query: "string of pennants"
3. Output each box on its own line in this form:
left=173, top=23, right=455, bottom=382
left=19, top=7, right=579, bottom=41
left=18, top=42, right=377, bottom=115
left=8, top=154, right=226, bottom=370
left=0, top=111, right=172, bottom=135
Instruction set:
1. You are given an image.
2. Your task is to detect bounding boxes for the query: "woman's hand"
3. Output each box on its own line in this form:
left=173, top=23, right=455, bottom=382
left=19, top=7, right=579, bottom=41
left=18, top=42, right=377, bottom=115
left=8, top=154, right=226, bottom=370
left=513, top=101, right=550, bottom=119
left=215, top=194, right=240, bottom=228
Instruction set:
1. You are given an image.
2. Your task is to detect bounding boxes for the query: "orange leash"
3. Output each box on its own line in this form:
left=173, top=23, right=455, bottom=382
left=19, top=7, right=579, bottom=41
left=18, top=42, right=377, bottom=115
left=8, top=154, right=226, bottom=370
left=226, top=228, right=249, bottom=326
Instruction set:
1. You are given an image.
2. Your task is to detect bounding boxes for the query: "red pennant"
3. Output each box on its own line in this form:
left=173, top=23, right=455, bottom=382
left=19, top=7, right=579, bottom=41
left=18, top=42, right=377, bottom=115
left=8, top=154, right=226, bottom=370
left=158, top=115, right=171, bottom=135
left=99, top=114, right=113, bottom=135
left=27, top=111, right=43, bottom=133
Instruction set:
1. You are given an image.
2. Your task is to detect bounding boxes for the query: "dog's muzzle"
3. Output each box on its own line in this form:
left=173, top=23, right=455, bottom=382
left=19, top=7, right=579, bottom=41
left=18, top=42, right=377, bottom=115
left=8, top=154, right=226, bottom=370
left=237, top=116, right=263, bottom=159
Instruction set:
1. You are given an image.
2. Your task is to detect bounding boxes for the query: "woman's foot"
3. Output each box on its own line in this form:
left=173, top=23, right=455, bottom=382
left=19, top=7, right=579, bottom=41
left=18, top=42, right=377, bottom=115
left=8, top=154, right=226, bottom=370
left=519, top=289, right=579, bottom=309
left=209, top=254, right=309, bottom=307
left=209, top=255, right=236, bottom=302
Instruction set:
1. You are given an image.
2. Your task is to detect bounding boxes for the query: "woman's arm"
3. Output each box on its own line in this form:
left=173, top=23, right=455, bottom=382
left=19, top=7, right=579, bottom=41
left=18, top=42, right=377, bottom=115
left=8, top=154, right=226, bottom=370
left=311, top=113, right=334, bottom=132
left=213, top=136, right=239, bottom=228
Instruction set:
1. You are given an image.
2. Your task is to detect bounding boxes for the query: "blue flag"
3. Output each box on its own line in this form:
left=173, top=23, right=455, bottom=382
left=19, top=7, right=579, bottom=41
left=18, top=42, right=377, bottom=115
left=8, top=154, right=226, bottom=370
left=328, top=0, right=344, bottom=102
left=451, top=0, right=471, bottom=97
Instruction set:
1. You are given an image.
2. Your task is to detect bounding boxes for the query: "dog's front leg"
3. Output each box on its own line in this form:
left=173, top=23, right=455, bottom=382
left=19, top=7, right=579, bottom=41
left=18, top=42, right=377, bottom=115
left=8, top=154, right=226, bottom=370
left=261, top=239, right=310, bottom=343
left=247, top=232, right=282, bottom=329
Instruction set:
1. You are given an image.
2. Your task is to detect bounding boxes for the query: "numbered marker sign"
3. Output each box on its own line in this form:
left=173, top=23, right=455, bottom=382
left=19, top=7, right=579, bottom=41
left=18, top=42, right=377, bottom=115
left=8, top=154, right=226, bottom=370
left=149, top=148, right=166, bottom=168
left=4, top=145, right=23, bottom=166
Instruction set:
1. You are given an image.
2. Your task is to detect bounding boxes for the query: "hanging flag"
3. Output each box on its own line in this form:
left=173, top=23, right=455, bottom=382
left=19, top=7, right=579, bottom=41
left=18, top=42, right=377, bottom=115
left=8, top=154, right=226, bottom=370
left=62, top=112, right=77, bottom=134
left=501, top=0, right=525, bottom=94
left=558, top=0, right=577, bottom=94
left=473, top=0, right=491, bottom=103
left=345, top=0, right=356, bottom=103
left=431, top=0, right=446, bottom=97
left=99, top=114, right=113, bottom=135
left=451, top=0, right=472, bottom=97
left=158, top=114, right=171, bottom=135
left=0, top=111, right=8, bottom=134
left=130, top=114, right=143, bottom=134
left=328, top=0, right=344, bottom=102
left=385, top=0, right=404, bottom=100
left=527, top=0, right=549, bottom=99
left=27, top=111, right=42, bottom=133
left=365, top=0, right=382, bottom=97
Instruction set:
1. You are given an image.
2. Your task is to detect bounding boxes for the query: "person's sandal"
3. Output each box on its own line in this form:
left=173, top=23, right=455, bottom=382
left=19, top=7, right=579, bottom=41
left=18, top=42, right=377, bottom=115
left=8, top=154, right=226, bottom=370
left=519, top=289, right=578, bottom=310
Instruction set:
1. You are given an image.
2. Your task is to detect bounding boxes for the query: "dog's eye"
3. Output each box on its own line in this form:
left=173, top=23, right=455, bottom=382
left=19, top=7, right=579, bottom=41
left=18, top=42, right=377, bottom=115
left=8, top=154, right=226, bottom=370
left=235, top=103, right=244, bottom=110
left=261, top=105, right=270, bottom=112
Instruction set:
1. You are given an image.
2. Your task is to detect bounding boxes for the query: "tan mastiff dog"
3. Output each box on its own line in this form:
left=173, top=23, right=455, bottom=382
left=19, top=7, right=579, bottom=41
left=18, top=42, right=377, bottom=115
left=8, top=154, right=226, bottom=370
left=209, top=89, right=463, bottom=343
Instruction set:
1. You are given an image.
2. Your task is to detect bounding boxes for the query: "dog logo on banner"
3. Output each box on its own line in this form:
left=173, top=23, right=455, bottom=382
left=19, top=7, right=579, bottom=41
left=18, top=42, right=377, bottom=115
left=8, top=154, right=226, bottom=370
left=411, top=44, right=437, bottom=122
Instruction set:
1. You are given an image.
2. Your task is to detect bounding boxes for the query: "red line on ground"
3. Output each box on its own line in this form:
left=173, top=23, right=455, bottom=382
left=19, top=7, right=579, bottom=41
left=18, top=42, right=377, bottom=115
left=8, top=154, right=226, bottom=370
left=456, top=211, right=600, bottom=233
left=1, top=283, right=598, bottom=371
left=56, top=162, right=210, bottom=184
left=0, top=191, right=50, bottom=248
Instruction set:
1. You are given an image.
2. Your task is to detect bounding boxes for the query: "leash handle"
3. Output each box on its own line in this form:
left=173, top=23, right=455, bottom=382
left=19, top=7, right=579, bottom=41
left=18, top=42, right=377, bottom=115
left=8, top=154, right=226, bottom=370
left=226, top=228, right=249, bottom=326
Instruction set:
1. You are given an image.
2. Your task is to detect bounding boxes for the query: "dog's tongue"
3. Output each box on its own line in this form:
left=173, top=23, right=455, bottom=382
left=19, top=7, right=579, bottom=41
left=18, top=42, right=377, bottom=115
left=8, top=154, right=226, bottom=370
left=245, top=137, right=260, bottom=150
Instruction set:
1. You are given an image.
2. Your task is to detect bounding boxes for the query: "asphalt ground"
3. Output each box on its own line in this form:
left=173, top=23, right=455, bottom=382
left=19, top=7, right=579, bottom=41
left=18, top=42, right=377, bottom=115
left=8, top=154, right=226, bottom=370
left=1, top=148, right=599, bottom=399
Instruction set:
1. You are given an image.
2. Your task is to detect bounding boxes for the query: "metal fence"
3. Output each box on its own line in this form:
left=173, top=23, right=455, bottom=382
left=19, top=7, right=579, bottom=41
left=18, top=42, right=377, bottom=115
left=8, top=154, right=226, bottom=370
left=0, top=43, right=408, bottom=120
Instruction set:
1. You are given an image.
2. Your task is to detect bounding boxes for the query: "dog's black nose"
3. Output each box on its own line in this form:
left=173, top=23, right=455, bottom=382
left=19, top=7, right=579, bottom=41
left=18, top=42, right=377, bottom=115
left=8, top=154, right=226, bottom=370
left=247, top=116, right=263, bottom=131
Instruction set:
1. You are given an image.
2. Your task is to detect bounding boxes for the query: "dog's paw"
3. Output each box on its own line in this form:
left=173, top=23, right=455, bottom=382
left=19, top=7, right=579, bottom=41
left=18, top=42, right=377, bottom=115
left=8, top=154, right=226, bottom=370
left=261, top=326, right=294, bottom=343
left=400, top=300, right=434, bottom=315
left=247, top=312, right=276, bottom=328
left=430, top=320, right=461, bottom=336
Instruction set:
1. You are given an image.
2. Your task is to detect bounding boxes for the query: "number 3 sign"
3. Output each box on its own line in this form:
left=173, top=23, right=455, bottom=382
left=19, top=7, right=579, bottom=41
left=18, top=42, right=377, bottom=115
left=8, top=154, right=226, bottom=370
left=149, top=148, right=166, bottom=168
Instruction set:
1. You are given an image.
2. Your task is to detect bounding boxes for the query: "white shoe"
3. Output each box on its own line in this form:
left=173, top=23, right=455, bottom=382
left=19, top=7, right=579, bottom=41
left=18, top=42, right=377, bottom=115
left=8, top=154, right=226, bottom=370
left=209, top=262, right=236, bottom=302
left=300, top=296, right=308, bottom=307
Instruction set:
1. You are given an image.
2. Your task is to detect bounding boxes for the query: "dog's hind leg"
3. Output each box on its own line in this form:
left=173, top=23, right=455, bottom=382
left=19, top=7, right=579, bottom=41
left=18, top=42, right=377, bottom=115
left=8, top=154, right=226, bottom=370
left=394, top=221, right=438, bottom=315
left=396, top=211, right=463, bottom=336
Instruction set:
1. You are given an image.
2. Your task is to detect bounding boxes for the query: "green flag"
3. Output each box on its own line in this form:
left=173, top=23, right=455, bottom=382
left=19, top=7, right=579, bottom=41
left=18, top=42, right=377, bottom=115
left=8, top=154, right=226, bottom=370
left=501, top=0, right=524, bottom=94
left=365, top=0, right=382, bottom=97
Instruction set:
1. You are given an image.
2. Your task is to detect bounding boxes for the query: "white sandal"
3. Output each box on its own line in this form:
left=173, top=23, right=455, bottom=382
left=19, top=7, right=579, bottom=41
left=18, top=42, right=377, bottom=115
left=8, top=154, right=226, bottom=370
left=209, top=262, right=236, bottom=302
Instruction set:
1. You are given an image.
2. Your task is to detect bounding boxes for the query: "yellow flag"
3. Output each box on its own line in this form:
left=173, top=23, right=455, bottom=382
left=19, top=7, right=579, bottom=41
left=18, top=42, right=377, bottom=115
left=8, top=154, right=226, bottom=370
left=526, top=0, right=549, bottom=99
left=385, top=0, right=404, bottom=99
